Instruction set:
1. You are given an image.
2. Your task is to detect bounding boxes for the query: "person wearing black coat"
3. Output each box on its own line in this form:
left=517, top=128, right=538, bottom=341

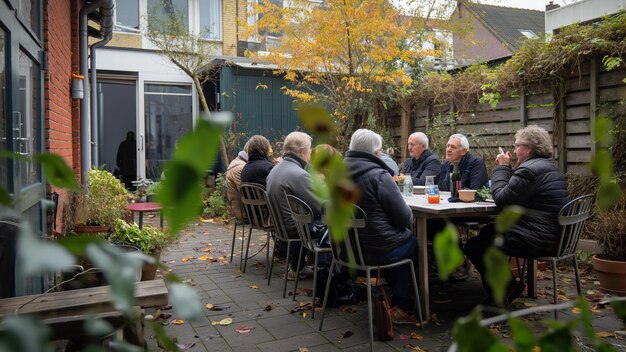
left=403, top=132, right=441, bottom=185
left=241, top=135, right=274, bottom=187
left=464, top=125, right=570, bottom=305
left=437, top=134, right=489, bottom=191
left=344, top=128, right=419, bottom=324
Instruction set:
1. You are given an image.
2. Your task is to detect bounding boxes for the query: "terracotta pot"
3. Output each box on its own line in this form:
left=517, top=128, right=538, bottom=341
left=592, top=255, right=626, bottom=296
left=141, top=249, right=162, bottom=281
left=73, top=224, right=110, bottom=234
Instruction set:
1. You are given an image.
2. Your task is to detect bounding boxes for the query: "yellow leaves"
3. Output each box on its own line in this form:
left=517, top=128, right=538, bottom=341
left=256, top=83, right=268, bottom=90
left=197, top=254, right=212, bottom=261
left=211, top=318, right=233, bottom=326
left=181, top=256, right=194, bottom=262
left=596, top=331, right=614, bottom=338
left=205, top=303, right=214, bottom=310
left=249, top=284, right=259, bottom=289
left=171, top=319, right=185, bottom=325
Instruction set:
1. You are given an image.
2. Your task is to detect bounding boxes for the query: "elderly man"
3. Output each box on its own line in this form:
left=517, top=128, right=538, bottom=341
left=344, top=128, right=420, bottom=324
left=403, top=132, right=441, bottom=185
left=266, top=131, right=317, bottom=280
left=437, top=133, right=488, bottom=191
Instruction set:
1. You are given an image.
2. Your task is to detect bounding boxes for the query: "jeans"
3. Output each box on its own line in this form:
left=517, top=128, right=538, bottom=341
left=365, top=236, right=419, bottom=314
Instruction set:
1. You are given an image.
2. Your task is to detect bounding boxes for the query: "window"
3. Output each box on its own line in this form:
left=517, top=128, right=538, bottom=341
left=115, top=0, right=140, bottom=32
left=17, top=0, right=40, bottom=37
left=0, top=30, right=6, bottom=190
left=199, top=0, right=221, bottom=40
left=148, top=0, right=189, bottom=31
left=17, top=51, right=41, bottom=187
left=518, top=29, right=538, bottom=39
left=144, top=84, right=193, bottom=180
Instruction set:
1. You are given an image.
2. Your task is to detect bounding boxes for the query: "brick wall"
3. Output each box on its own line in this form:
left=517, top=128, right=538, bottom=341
left=44, top=0, right=82, bottom=233
left=223, top=0, right=245, bottom=57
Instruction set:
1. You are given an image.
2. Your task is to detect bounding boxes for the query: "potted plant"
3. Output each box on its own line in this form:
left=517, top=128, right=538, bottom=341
left=147, top=180, right=162, bottom=202
left=132, top=178, right=154, bottom=203
left=71, top=169, right=129, bottom=234
left=590, top=198, right=626, bottom=295
left=109, top=219, right=175, bottom=280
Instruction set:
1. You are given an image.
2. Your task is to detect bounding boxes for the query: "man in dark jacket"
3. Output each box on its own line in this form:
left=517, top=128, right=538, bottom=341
left=345, top=128, right=420, bottom=324
left=403, top=132, right=441, bottom=185
left=465, top=125, right=570, bottom=305
left=437, top=134, right=488, bottom=191
left=241, top=135, right=274, bottom=186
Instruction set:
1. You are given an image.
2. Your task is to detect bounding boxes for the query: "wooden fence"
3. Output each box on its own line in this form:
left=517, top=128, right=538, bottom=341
left=385, top=56, right=626, bottom=175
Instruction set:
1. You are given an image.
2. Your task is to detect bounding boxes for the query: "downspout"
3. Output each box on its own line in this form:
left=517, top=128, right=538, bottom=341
left=79, top=0, right=115, bottom=185
left=90, top=3, right=114, bottom=166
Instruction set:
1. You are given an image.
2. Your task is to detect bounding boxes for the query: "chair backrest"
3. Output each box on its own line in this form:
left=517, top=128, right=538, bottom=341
left=285, top=194, right=317, bottom=251
left=265, top=188, right=292, bottom=242
left=323, top=204, right=368, bottom=268
left=239, top=183, right=272, bottom=230
left=555, top=194, right=595, bottom=257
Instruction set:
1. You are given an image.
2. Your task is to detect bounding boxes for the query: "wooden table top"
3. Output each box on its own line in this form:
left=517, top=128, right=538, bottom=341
left=128, top=202, right=161, bottom=212
left=403, top=193, right=499, bottom=216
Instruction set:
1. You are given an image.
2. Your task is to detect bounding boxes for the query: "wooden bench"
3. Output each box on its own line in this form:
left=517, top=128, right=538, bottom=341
left=0, top=279, right=168, bottom=345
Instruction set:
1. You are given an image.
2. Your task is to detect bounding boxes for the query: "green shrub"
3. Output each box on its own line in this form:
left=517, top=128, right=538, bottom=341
left=202, top=173, right=229, bottom=220
left=109, top=219, right=174, bottom=253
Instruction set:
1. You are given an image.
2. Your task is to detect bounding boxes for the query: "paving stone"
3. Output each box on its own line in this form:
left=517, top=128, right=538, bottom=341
left=257, top=332, right=328, bottom=352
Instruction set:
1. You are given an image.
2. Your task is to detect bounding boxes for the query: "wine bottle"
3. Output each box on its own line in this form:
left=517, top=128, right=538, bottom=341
left=450, top=162, right=461, bottom=199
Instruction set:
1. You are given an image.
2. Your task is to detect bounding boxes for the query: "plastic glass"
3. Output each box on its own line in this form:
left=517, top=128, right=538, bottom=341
left=425, top=175, right=435, bottom=186
left=427, top=185, right=440, bottom=204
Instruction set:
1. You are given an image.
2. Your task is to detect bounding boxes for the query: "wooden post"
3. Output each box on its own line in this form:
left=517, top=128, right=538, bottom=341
left=589, top=56, right=599, bottom=157
left=399, top=99, right=412, bottom=161
left=557, top=79, right=567, bottom=173
left=520, top=87, right=528, bottom=127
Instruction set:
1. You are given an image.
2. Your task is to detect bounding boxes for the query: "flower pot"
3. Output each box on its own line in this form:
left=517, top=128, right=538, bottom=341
left=141, top=249, right=161, bottom=281
left=592, top=255, right=626, bottom=295
left=73, top=224, right=110, bottom=235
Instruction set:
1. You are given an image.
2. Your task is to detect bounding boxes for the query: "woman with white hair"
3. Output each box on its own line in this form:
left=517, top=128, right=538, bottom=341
left=344, top=128, right=419, bottom=324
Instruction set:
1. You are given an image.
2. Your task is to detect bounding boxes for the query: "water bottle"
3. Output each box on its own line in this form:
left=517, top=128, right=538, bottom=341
left=404, top=175, right=413, bottom=197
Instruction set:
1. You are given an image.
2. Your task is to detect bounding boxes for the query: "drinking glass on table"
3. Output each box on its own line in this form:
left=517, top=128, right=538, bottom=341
left=427, top=185, right=440, bottom=204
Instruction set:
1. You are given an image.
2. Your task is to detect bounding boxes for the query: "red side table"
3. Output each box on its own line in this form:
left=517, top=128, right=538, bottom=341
left=128, top=202, right=163, bottom=229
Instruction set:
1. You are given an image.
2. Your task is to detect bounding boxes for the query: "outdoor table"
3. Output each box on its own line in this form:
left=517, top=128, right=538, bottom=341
left=403, top=193, right=499, bottom=317
left=128, top=202, right=163, bottom=229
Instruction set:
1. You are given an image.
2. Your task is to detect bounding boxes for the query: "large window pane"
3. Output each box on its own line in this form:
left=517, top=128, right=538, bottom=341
left=0, top=30, right=6, bottom=190
left=17, top=51, right=40, bottom=186
left=145, top=84, right=191, bottom=94
left=18, top=0, right=40, bottom=37
left=200, top=0, right=221, bottom=40
left=144, top=84, right=192, bottom=180
left=115, top=0, right=139, bottom=32
left=148, top=0, right=189, bottom=31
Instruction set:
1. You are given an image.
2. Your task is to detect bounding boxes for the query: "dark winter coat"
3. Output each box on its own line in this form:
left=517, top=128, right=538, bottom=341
left=403, top=149, right=441, bottom=185
left=491, top=157, right=570, bottom=257
left=344, top=150, right=413, bottom=255
left=241, top=153, right=274, bottom=187
left=438, top=152, right=488, bottom=191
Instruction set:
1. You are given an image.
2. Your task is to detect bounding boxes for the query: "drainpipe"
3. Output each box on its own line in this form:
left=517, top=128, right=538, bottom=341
left=79, top=0, right=115, bottom=185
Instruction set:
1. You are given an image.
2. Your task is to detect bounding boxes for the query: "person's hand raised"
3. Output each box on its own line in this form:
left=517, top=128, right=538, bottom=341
left=496, top=147, right=512, bottom=166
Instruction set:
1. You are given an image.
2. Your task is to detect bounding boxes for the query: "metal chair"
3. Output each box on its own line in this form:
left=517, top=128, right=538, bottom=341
left=239, top=183, right=273, bottom=277
left=225, top=189, right=248, bottom=263
left=266, top=189, right=302, bottom=298
left=285, top=194, right=331, bottom=318
left=318, top=205, right=424, bottom=351
left=518, top=194, right=594, bottom=319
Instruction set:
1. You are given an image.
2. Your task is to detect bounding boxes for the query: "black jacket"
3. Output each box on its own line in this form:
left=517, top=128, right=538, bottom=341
left=344, top=150, right=413, bottom=255
left=241, top=154, right=274, bottom=187
left=491, top=157, right=570, bottom=257
left=438, top=152, right=488, bottom=191
left=403, top=149, right=441, bottom=185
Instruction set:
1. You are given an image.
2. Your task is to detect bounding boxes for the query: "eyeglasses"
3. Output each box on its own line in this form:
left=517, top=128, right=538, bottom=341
left=514, top=143, right=526, bottom=149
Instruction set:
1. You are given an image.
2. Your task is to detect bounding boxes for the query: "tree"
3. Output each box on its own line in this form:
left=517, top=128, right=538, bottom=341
left=244, top=0, right=458, bottom=140
left=144, top=2, right=230, bottom=165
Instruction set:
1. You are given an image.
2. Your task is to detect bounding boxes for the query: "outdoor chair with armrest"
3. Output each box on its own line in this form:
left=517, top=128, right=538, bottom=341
left=516, top=194, right=595, bottom=319
left=318, top=204, right=424, bottom=352
left=266, top=189, right=302, bottom=298
left=226, top=190, right=248, bottom=263
left=285, top=193, right=332, bottom=318
left=239, top=183, right=273, bottom=277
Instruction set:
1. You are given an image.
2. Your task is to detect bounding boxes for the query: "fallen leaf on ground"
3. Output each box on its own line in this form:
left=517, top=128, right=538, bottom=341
left=400, top=334, right=410, bottom=340
left=298, top=348, right=310, bottom=352
left=202, top=247, right=214, bottom=252
left=571, top=307, right=582, bottom=314
left=596, top=331, right=614, bottom=338
left=167, top=260, right=176, bottom=264
left=197, top=254, right=212, bottom=261
left=235, top=326, right=254, bottom=334
left=264, top=304, right=273, bottom=311
left=410, top=332, right=423, bottom=340
left=181, top=256, right=194, bottom=262
left=211, top=318, right=233, bottom=326
left=205, top=303, right=214, bottom=310
left=303, top=288, right=313, bottom=297
left=338, top=330, right=353, bottom=342
left=342, top=306, right=357, bottom=313
left=171, top=319, right=185, bottom=325
left=249, top=284, right=259, bottom=289
left=176, top=343, right=195, bottom=350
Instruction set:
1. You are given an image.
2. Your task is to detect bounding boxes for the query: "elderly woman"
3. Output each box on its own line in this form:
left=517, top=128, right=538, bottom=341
left=344, top=128, right=419, bottom=324
left=464, top=125, right=570, bottom=305
left=241, top=135, right=274, bottom=186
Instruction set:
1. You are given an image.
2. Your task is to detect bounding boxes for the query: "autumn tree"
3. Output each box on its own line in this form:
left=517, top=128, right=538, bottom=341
left=144, top=3, right=230, bottom=165
left=244, top=0, right=458, bottom=140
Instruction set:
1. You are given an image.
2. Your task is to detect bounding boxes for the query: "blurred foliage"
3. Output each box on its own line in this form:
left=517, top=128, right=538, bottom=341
left=202, top=173, right=230, bottom=220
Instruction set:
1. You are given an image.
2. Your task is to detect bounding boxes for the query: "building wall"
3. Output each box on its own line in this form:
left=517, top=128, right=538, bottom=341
left=223, top=0, right=245, bottom=56
left=452, top=5, right=513, bottom=65
left=546, top=0, right=626, bottom=34
left=44, top=0, right=82, bottom=233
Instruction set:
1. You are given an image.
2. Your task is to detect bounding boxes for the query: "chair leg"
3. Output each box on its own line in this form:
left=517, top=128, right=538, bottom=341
left=408, top=261, right=424, bottom=329
left=240, top=224, right=246, bottom=269
left=573, top=257, right=582, bottom=296
left=366, top=269, right=374, bottom=352
left=282, top=241, right=292, bottom=298
left=230, top=222, right=238, bottom=263
left=293, top=245, right=305, bottom=301
left=242, top=227, right=253, bottom=273
left=267, top=239, right=277, bottom=286
left=265, top=231, right=271, bottom=279
left=318, top=260, right=335, bottom=331
left=551, top=259, right=558, bottom=320
left=311, top=251, right=320, bottom=319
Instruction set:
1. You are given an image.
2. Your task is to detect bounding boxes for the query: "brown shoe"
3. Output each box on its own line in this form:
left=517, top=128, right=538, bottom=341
left=390, top=306, right=418, bottom=325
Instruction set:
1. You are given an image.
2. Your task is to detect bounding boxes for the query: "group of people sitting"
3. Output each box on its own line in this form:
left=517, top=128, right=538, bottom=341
left=224, top=125, right=570, bottom=323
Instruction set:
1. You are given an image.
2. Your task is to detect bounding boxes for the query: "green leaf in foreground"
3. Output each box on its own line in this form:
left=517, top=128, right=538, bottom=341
left=297, top=103, right=337, bottom=143
left=484, top=246, right=511, bottom=307
left=0, top=316, right=52, bottom=352
left=494, top=205, right=524, bottom=234
left=168, top=282, right=203, bottom=321
left=452, top=308, right=507, bottom=352
left=33, top=153, right=80, bottom=191
left=0, top=187, right=12, bottom=206
left=610, top=299, right=626, bottom=325
left=539, top=323, right=574, bottom=352
left=433, top=224, right=464, bottom=280
left=509, top=317, right=536, bottom=352
left=17, top=222, right=75, bottom=276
